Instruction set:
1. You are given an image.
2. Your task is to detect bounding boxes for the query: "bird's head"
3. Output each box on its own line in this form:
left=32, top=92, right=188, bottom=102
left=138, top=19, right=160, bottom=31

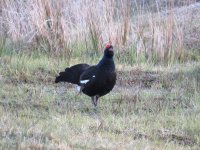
left=104, top=44, right=114, bottom=58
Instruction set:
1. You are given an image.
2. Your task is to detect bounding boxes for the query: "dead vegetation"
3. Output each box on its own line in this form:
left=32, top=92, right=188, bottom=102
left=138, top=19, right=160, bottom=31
left=1, top=0, right=200, bottom=62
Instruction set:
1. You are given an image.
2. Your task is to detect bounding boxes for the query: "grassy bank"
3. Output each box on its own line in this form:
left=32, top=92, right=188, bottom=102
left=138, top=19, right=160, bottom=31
left=0, top=52, right=199, bottom=149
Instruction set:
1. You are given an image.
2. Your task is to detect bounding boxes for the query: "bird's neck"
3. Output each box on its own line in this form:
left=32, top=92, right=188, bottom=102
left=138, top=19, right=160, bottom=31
left=97, top=56, right=115, bottom=71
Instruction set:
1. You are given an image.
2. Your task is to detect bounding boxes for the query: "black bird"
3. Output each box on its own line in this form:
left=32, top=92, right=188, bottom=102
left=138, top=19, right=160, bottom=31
left=55, top=44, right=116, bottom=107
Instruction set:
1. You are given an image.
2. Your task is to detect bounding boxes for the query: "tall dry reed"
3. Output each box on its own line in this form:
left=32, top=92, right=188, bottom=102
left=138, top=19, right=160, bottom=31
left=0, top=0, right=199, bottom=62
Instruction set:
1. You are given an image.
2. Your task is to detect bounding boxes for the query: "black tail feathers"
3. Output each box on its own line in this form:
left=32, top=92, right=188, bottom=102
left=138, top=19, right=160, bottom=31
left=55, top=64, right=90, bottom=85
left=55, top=70, right=70, bottom=83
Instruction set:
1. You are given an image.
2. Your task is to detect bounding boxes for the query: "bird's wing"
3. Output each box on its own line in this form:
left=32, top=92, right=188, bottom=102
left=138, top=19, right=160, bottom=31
left=79, top=66, right=97, bottom=85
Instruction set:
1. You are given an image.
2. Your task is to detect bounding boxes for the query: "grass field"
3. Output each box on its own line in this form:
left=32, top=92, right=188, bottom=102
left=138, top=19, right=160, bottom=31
left=1, top=0, right=200, bottom=149
left=0, top=52, right=200, bottom=149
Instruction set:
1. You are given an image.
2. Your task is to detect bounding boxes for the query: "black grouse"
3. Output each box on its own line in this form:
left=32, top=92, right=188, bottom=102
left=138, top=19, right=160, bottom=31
left=55, top=44, right=116, bottom=107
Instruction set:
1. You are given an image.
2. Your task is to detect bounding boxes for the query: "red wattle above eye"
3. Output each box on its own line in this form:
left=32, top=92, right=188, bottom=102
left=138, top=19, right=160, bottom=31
left=106, top=44, right=111, bottom=49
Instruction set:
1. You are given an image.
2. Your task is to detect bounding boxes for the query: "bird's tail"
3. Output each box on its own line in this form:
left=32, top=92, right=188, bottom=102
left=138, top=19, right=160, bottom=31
left=55, top=64, right=90, bottom=85
left=55, top=68, right=71, bottom=83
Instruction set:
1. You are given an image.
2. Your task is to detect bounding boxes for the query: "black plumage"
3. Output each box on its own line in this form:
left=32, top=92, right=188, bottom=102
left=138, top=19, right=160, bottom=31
left=55, top=44, right=116, bottom=107
left=55, top=64, right=90, bottom=85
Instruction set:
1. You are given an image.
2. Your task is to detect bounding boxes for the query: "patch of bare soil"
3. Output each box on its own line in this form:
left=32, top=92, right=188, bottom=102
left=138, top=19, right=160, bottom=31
left=117, top=69, right=160, bottom=88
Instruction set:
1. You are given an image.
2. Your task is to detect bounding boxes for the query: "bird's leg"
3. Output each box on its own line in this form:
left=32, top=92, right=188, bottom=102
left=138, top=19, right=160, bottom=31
left=95, top=95, right=99, bottom=107
left=92, top=95, right=99, bottom=107
left=92, top=96, right=96, bottom=107
left=92, top=96, right=98, bottom=107
left=91, top=97, right=94, bottom=106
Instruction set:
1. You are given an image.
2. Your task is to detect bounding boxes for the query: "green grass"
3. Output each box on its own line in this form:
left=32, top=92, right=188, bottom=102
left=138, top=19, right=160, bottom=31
left=0, top=51, right=200, bottom=149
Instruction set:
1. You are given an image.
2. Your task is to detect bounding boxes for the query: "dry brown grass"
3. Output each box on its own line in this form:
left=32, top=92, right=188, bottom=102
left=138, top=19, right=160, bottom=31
left=1, top=0, right=200, bottom=62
